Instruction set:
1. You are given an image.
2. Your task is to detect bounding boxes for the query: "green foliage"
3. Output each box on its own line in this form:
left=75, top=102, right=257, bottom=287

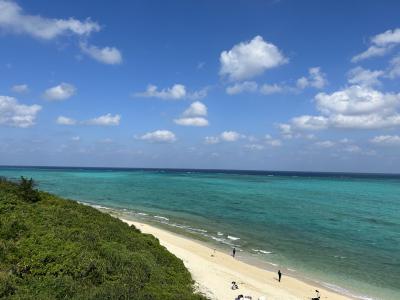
left=17, top=177, right=40, bottom=203
left=0, top=178, right=206, bottom=299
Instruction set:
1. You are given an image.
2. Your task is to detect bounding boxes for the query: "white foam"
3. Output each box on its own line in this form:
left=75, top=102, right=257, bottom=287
left=188, top=227, right=207, bottom=233
left=252, top=249, right=272, bottom=254
left=137, top=212, right=148, bottom=216
left=154, top=215, right=169, bottom=221
left=287, top=268, right=296, bottom=272
left=227, top=235, right=240, bottom=241
left=321, top=282, right=377, bottom=300
left=217, top=232, right=224, bottom=236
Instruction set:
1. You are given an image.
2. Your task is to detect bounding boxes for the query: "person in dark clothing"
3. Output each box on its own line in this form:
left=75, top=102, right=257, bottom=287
left=232, top=247, right=236, bottom=257
left=278, top=270, right=282, bottom=282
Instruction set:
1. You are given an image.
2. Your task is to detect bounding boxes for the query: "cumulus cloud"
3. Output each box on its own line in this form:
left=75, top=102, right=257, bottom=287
left=134, top=84, right=186, bottom=100
left=315, top=85, right=399, bottom=116
left=85, top=113, right=121, bottom=126
left=11, top=84, right=29, bottom=93
left=296, top=67, right=327, bottom=89
left=226, top=81, right=258, bottom=95
left=182, top=101, right=207, bottom=117
left=347, top=67, right=384, bottom=87
left=174, top=101, right=209, bottom=127
left=134, top=84, right=207, bottom=100
left=0, top=1, right=122, bottom=65
left=137, top=130, right=176, bottom=143
left=204, top=131, right=245, bottom=144
left=259, top=83, right=284, bottom=95
left=225, top=68, right=326, bottom=95
left=174, top=117, right=208, bottom=127
left=370, top=135, right=400, bottom=145
left=58, top=114, right=120, bottom=126
left=219, top=35, right=287, bottom=81
left=80, top=42, right=122, bottom=65
left=56, top=116, right=77, bottom=125
left=220, top=131, right=242, bottom=142
left=281, top=85, right=400, bottom=132
left=352, top=28, right=400, bottom=62
left=387, top=55, right=400, bottom=79
left=0, top=95, right=41, bottom=127
left=0, top=0, right=100, bottom=40
left=43, top=83, right=76, bottom=101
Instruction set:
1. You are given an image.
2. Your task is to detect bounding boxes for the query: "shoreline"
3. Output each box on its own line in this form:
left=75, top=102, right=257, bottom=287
left=119, top=217, right=354, bottom=300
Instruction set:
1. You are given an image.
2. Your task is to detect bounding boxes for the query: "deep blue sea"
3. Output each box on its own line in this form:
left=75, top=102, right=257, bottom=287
left=1, top=166, right=399, bottom=300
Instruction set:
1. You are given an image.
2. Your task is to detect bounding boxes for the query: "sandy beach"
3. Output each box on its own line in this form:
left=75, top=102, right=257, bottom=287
left=120, top=218, right=352, bottom=300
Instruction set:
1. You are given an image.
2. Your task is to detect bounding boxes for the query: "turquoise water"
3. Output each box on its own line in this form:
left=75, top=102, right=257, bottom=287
left=1, top=167, right=399, bottom=300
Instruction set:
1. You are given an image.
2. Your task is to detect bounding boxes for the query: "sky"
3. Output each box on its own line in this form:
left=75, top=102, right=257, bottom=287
left=1, top=0, right=400, bottom=173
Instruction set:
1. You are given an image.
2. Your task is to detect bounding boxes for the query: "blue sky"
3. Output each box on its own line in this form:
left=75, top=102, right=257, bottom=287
left=1, top=0, right=400, bottom=172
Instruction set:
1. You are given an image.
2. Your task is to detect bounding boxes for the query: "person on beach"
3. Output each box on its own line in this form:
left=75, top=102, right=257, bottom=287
left=278, top=270, right=282, bottom=282
left=232, top=247, right=236, bottom=257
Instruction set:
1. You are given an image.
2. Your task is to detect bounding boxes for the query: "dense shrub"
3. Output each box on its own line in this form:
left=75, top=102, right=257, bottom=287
left=0, top=178, right=206, bottom=299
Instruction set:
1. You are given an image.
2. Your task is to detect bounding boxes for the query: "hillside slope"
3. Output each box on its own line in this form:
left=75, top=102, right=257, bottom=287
left=0, top=178, right=205, bottom=299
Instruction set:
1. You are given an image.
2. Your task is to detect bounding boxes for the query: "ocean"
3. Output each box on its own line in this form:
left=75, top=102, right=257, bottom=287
left=0, top=166, right=399, bottom=300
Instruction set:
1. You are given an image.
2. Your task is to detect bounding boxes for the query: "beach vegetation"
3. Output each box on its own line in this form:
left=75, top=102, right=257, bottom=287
left=0, top=178, right=206, bottom=299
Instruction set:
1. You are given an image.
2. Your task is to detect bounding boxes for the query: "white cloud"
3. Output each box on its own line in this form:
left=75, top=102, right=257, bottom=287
left=352, top=28, right=400, bottom=62
left=174, top=101, right=209, bottom=127
left=220, top=131, right=242, bottom=142
left=138, top=130, right=176, bottom=143
left=315, top=140, right=335, bottom=148
left=174, top=117, right=208, bottom=127
left=372, top=28, right=400, bottom=46
left=0, top=95, right=41, bottom=128
left=296, top=67, right=327, bottom=89
left=134, top=84, right=207, bottom=100
left=58, top=114, right=120, bottom=126
left=204, top=136, right=220, bottom=144
left=56, top=116, right=77, bottom=125
left=80, top=42, right=122, bottom=65
left=226, top=81, right=258, bottom=95
left=244, top=144, right=264, bottom=150
left=315, top=85, right=399, bottom=116
left=43, top=83, right=76, bottom=101
left=204, top=131, right=244, bottom=144
left=370, top=135, right=400, bottom=145
left=291, top=115, right=329, bottom=130
left=11, top=84, right=29, bottom=93
left=71, top=136, right=80, bottom=141
left=352, top=46, right=390, bottom=63
left=259, top=83, right=284, bottom=95
left=347, top=67, right=384, bottom=87
left=183, top=101, right=207, bottom=117
left=387, top=55, right=400, bottom=79
left=85, top=113, right=120, bottom=126
left=0, top=0, right=100, bottom=40
left=264, top=134, right=282, bottom=146
left=283, top=85, right=400, bottom=131
left=219, top=35, right=287, bottom=81
left=134, top=84, right=186, bottom=100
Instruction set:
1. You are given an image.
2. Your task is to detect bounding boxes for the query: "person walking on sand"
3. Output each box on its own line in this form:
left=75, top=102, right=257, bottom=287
left=232, top=247, right=236, bottom=258
left=278, top=270, right=282, bottom=282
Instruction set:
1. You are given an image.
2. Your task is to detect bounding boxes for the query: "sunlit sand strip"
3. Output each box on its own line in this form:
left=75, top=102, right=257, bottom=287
left=120, top=218, right=353, bottom=300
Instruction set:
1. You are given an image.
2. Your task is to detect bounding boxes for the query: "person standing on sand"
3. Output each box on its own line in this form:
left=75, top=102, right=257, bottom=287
left=232, top=247, right=236, bottom=257
left=278, top=270, right=282, bottom=282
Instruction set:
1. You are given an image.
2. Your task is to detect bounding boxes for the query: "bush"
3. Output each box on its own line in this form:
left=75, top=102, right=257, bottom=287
left=0, top=178, right=206, bottom=299
left=17, top=177, right=40, bottom=203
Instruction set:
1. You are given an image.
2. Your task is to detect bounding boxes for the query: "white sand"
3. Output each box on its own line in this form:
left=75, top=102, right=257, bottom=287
left=120, top=218, right=352, bottom=300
